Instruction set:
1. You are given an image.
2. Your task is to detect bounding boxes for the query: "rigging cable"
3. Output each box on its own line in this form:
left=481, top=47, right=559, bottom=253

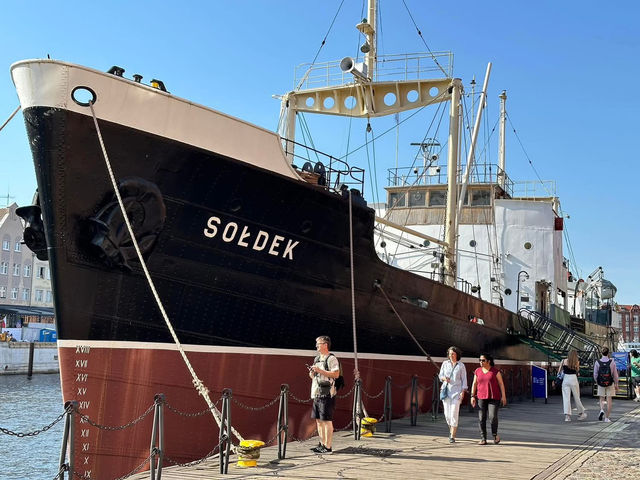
left=296, top=0, right=346, bottom=90
left=0, top=106, right=20, bottom=134
left=400, top=0, right=448, bottom=77
left=374, top=282, right=439, bottom=369
left=88, top=102, right=244, bottom=445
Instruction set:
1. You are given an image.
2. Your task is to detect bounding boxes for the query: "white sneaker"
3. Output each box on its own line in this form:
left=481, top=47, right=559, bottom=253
left=578, top=412, right=587, bottom=421
left=603, top=417, right=611, bottom=423
left=564, top=415, right=571, bottom=422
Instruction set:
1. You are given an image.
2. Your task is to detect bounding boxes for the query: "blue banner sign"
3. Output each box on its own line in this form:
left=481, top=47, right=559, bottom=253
left=532, top=365, right=547, bottom=399
left=612, top=352, right=629, bottom=373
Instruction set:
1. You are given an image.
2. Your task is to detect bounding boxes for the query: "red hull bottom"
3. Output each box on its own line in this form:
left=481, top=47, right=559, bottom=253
left=59, top=342, right=531, bottom=479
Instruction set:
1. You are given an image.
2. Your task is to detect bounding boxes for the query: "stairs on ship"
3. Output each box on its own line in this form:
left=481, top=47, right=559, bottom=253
left=514, top=309, right=600, bottom=377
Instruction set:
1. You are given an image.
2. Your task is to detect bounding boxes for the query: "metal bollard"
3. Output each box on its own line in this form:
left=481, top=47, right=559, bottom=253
left=352, top=378, right=363, bottom=440
left=410, top=375, right=418, bottom=426
left=58, top=400, right=78, bottom=480
left=277, top=384, right=289, bottom=460
left=383, top=376, right=392, bottom=433
left=431, top=375, right=439, bottom=421
left=219, top=389, right=232, bottom=475
left=149, top=394, right=165, bottom=480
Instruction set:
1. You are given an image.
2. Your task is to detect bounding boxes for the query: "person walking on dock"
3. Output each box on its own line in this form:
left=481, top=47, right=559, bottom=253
left=631, top=349, right=640, bottom=402
left=560, top=349, right=587, bottom=422
left=438, top=346, right=468, bottom=443
left=470, top=353, right=507, bottom=445
left=309, top=335, right=340, bottom=454
left=593, top=346, right=619, bottom=422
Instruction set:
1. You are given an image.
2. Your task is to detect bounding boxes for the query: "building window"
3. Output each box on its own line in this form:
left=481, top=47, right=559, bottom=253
left=24, top=264, right=31, bottom=277
left=635, top=326, right=639, bottom=333
left=14, top=241, right=21, bottom=252
left=0, top=286, right=5, bottom=298
left=13, top=264, right=20, bottom=276
left=46, top=290, right=52, bottom=303
left=2, top=239, right=9, bottom=251
left=46, top=268, right=51, bottom=280
left=35, top=289, right=44, bottom=302
left=0, top=262, right=7, bottom=275
left=22, top=288, right=30, bottom=301
left=38, top=266, right=46, bottom=279
left=11, top=288, right=18, bottom=300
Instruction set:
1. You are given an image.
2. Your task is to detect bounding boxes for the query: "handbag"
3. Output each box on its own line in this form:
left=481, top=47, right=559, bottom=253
left=439, top=383, right=448, bottom=400
left=439, top=362, right=458, bottom=401
left=554, top=369, right=565, bottom=390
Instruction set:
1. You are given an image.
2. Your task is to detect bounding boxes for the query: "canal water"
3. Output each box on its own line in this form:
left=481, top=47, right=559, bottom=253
left=0, top=374, right=64, bottom=480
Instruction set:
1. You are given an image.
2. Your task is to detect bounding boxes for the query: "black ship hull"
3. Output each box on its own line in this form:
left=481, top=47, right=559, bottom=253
left=13, top=60, right=541, bottom=478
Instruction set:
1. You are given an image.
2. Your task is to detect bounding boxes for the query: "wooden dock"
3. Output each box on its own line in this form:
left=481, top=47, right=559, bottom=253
left=131, top=394, right=640, bottom=479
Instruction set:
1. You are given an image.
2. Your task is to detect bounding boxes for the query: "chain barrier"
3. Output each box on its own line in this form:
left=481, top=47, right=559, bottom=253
left=74, top=403, right=155, bottom=432
left=231, top=393, right=280, bottom=412
left=361, top=387, right=385, bottom=399
left=28, top=366, right=534, bottom=479
left=164, top=445, right=220, bottom=468
left=336, top=381, right=357, bottom=399
left=1, top=408, right=68, bottom=438
left=289, top=391, right=313, bottom=404
left=165, top=397, right=221, bottom=417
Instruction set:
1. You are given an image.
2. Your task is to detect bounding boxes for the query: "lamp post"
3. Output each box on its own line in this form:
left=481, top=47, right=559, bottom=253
left=517, top=270, right=529, bottom=313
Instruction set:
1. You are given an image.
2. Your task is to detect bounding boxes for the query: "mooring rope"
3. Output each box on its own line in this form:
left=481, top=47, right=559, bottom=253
left=374, top=282, right=439, bottom=369
left=0, top=106, right=20, bottom=134
left=348, top=191, right=359, bottom=375
left=88, top=102, right=244, bottom=444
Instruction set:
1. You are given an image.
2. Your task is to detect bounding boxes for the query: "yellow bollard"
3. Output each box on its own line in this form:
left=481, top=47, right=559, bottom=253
left=360, top=417, right=378, bottom=437
left=236, top=439, right=265, bottom=467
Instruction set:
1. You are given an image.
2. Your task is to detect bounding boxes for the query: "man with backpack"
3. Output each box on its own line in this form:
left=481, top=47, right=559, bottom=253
left=593, top=346, right=619, bottom=422
left=308, top=335, right=340, bottom=454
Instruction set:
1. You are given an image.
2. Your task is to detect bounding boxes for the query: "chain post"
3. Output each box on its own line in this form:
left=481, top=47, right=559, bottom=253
left=410, top=375, right=418, bottom=426
left=277, top=384, right=289, bottom=460
left=149, top=394, right=165, bottom=480
left=431, top=375, right=439, bottom=420
left=219, top=388, right=232, bottom=475
left=352, top=378, right=363, bottom=440
left=58, top=400, right=77, bottom=479
left=383, top=376, right=392, bottom=433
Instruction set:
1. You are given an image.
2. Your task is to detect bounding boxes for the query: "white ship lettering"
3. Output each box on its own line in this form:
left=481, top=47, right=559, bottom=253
left=203, top=216, right=300, bottom=260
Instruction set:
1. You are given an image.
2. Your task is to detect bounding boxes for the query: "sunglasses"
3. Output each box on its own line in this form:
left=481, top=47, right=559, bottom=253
left=479, top=359, right=487, bottom=362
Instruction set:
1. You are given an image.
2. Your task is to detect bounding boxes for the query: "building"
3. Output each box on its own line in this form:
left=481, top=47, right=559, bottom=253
left=0, top=203, right=32, bottom=306
left=618, top=304, right=640, bottom=344
left=0, top=203, right=54, bottom=329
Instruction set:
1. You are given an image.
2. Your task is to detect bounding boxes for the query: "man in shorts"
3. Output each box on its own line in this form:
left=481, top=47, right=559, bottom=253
left=309, top=335, right=340, bottom=454
left=593, top=346, right=619, bottom=422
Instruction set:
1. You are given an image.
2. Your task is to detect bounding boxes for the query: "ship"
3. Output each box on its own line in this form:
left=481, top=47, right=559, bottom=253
left=9, top=1, right=598, bottom=478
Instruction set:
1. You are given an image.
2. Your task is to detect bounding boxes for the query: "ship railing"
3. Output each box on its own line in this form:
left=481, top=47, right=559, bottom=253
left=517, top=308, right=600, bottom=366
left=511, top=180, right=557, bottom=199
left=283, top=138, right=365, bottom=194
left=293, top=51, right=453, bottom=90
left=386, top=163, right=514, bottom=197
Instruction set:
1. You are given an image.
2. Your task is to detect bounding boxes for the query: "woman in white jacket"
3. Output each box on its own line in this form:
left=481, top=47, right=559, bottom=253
left=438, top=346, right=468, bottom=443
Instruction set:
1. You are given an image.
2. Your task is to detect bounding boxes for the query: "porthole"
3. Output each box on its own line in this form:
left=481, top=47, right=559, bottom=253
left=71, top=86, right=97, bottom=107
left=524, top=242, right=532, bottom=250
left=344, top=96, right=357, bottom=110
left=469, top=240, right=477, bottom=247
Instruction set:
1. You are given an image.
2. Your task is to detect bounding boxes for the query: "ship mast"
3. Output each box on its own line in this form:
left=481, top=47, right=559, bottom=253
left=282, top=0, right=463, bottom=282
left=498, top=90, right=507, bottom=188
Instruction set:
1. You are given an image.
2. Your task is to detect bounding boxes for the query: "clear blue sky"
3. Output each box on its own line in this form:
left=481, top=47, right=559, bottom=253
left=0, top=1, right=638, bottom=304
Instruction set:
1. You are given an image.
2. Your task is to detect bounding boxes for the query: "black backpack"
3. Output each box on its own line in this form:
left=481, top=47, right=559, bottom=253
left=596, top=359, right=613, bottom=387
left=315, top=353, right=345, bottom=391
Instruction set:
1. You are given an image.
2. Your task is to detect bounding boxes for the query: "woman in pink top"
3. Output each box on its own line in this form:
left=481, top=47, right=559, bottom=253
left=470, top=353, right=507, bottom=445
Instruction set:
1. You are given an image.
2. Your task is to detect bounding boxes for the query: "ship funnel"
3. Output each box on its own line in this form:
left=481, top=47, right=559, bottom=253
left=340, top=57, right=368, bottom=81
